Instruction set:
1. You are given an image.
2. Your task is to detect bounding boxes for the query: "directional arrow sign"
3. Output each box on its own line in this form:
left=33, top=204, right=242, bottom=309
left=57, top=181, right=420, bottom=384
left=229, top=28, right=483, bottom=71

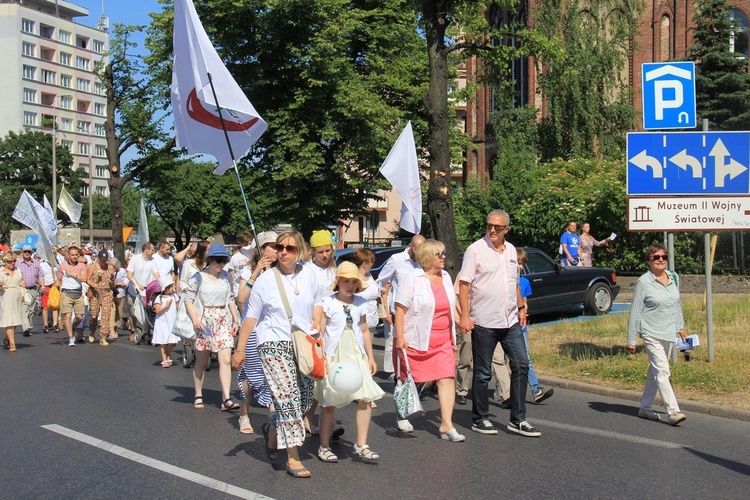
left=627, top=132, right=750, bottom=195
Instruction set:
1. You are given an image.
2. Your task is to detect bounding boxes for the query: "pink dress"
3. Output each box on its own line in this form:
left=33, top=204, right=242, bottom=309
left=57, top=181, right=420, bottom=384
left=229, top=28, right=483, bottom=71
left=398, top=283, right=455, bottom=383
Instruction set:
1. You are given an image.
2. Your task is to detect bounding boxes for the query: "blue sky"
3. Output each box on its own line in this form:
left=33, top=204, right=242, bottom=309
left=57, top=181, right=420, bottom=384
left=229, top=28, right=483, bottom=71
left=72, top=0, right=163, bottom=30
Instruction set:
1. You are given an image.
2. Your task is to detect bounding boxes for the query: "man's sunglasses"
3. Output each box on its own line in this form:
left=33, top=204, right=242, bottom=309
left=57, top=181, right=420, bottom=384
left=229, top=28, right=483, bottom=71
left=274, top=244, right=298, bottom=255
left=486, top=223, right=508, bottom=232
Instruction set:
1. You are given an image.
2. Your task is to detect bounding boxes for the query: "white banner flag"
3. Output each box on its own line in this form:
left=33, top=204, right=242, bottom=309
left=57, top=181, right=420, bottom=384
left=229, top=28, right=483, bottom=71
left=58, top=186, right=82, bottom=224
left=43, top=194, right=58, bottom=237
left=171, top=0, right=268, bottom=175
left=134, top=198, right=150, bottom=254
left=379, top=121, right=422, bottom=234
left=12, top=190, right=55, bottom=263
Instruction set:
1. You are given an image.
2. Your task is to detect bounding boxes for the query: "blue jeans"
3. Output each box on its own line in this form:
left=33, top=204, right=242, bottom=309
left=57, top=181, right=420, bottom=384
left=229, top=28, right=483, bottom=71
left=522, top=326, right=540, bottom=392
left=471, top=322, right=529, bottom=424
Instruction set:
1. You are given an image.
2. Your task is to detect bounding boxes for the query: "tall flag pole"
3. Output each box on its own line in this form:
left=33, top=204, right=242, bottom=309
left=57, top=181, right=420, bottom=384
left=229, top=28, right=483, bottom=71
left=379, top=122, right=423, bottom=234
left=171, top=0, right=267, bottom=247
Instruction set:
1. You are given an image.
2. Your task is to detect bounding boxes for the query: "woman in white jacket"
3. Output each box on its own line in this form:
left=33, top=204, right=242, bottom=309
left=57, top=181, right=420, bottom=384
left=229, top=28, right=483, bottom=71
left=394, top=239, right=464, bottom=442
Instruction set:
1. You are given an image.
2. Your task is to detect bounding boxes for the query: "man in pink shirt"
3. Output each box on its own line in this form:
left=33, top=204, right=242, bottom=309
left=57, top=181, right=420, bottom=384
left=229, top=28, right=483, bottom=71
left=458, top=209, right=540, bottom=438
left=55, top=246, right=89, bottom=346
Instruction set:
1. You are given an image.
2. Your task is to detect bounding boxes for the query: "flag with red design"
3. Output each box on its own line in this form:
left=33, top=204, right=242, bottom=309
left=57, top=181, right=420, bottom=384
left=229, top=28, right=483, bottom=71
left=171, top=0, right=267, bottom=175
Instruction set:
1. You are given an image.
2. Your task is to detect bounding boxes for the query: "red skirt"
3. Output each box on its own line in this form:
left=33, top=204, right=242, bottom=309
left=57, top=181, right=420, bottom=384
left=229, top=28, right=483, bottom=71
left=395, top=326, right=455, bottom=383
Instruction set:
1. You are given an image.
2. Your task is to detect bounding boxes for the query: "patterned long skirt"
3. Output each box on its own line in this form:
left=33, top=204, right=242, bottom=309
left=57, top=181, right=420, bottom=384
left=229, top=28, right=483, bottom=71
left=258, top=340, right=314, bottom=450
left=89, top=290, right=113, bottom=337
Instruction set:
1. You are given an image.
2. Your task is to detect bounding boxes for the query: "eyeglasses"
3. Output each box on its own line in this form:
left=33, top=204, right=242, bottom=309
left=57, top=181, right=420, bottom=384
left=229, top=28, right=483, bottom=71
left=274, top=244, right=298, bottom=255
left=435, top=251, right=446, bottom=258
left=5, top=260, right=16, bottom=263
left=486, top=223, right=508, bottom=232
left=23, top=251, right=32, bottom=254
left=651, top=254, right=669, bottom=261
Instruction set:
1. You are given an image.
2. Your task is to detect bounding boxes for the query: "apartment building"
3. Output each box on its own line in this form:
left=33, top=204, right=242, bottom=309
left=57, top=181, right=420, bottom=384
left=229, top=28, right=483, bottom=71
left=0, top=0, right=110, bottom=195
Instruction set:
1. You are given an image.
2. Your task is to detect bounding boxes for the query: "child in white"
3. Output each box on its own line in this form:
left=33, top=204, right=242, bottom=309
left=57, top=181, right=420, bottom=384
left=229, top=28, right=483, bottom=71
left=313, top=262, right=385, bottom=464
left=152, top=276, right=179, bottom=367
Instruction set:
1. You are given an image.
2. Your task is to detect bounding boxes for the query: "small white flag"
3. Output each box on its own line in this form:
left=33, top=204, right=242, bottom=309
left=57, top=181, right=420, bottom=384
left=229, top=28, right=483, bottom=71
left=12, top=190, right=55, bottom=263
left=134, top=198, right=150, bottom=254
left=58, top=186, right=82, bottom=224
left=171, top=0, right=268, bottom=175
left=43, top=194, right=58, bottom=236
left=379, top=122, right=422, bottom=234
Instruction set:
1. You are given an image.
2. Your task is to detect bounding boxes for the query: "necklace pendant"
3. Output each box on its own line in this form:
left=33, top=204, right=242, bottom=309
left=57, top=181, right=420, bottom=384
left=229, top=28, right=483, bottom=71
left=294, top=290, right=300, bottom=295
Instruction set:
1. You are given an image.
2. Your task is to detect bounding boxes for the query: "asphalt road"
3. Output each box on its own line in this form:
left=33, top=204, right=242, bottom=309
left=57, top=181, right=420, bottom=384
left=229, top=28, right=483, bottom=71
left=1, top=316, right=749, bottom=499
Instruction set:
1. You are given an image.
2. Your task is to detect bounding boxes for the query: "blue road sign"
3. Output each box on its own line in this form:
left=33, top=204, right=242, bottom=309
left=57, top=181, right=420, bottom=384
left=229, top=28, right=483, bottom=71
left=642, top=62, right=697, bottom=130
left=627, top=132, right=750, bottom=195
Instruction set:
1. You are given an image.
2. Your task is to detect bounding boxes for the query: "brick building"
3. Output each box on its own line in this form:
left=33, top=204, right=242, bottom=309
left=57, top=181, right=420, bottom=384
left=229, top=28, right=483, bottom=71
left=461, top=0, right=750, bottom=184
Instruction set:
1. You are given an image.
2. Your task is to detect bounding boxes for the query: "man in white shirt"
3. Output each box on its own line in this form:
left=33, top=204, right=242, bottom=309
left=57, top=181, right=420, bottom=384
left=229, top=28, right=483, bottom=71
left=152, top=241, right=175, bottom=280
left=458, top=209, right=540, bottom=438
left=377, top=234, right=424, bottom=432
left=127, top=242, right=156, bottom=296
left=227, top=232, right=254, bottom=286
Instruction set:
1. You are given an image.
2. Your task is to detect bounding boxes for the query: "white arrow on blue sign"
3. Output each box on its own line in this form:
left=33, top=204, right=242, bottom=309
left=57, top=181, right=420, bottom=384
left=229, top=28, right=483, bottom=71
left=642, top=62, right=697, bottom=130
left=627, top=132, right=750, bottom=195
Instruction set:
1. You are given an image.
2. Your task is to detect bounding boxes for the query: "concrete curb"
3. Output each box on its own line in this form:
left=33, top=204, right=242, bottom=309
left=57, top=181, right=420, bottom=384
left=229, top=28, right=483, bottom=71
left=538, top=375, right=750, bottom=422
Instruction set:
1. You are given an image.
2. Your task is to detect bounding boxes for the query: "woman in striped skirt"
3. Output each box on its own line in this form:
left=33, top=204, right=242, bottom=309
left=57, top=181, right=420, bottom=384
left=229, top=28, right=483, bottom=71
left=232, top=230, right=318, bottom=479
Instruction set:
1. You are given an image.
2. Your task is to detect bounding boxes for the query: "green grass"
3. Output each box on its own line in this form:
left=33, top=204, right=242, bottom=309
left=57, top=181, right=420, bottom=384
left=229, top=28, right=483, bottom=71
left=529, top=295, right=750, bottom=410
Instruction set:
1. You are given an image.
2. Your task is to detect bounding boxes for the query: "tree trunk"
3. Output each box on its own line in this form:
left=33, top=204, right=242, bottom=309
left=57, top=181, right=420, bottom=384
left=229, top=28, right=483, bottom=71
left=103, top=62, right=125, bottom=265
left=423, top=1, right=460, bottom=277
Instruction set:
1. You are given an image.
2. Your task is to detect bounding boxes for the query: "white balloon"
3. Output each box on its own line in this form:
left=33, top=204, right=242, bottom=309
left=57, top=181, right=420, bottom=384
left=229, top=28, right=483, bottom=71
left=328, top=361, right=364, bottom=395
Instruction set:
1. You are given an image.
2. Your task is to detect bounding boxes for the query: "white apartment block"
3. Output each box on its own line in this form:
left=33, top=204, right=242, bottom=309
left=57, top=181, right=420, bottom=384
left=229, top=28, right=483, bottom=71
left=0, top=0, right=110, bottom=196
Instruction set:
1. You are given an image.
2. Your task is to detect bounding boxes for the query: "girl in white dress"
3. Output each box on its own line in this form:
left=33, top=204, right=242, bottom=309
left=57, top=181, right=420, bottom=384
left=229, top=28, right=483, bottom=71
left=313, top=262, right=385, bottom=464
left=152, top=276, right=179, bottom=367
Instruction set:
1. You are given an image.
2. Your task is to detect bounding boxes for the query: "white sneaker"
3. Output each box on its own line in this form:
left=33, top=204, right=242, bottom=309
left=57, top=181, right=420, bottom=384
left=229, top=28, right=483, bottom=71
left=68, top=337, right=76, bottom=347
left=396, top=419, right=413, bottom=433
left=668, top=412, right=686, bottom=426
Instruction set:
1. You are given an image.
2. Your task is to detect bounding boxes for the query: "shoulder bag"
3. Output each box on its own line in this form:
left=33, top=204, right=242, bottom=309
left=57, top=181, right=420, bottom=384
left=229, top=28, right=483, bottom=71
left=272, top=268, right=326, bottom=381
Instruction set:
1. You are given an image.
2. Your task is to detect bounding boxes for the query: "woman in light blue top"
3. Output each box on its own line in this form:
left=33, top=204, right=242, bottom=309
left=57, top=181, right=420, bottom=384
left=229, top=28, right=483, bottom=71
left=626, top=244, right=687, bottom=426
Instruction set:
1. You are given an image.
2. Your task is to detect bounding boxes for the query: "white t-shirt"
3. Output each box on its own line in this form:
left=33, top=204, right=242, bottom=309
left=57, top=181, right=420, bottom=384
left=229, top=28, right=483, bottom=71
left=153, top=254, right=174, bottom=280
left=306, top=261, right=336, bottom=299
left=317, top=295, right=367, bottom=356
left=377, top=248, right=420, bottom=314
left=228, top=249, right=252, bottom=285
left=127, top=253, right=155, bottom=295
left=40, top=261, right=54, bottom=286
left=355, top=275, right=379, bottom=328
left=245, top=265, right=319, bottom=344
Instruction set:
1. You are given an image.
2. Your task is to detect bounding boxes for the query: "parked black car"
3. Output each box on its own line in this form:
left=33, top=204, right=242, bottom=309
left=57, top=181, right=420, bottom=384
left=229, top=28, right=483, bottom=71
left=521, top=247, right=620, bottom=316
left=335, top=246, right=406, bottom=280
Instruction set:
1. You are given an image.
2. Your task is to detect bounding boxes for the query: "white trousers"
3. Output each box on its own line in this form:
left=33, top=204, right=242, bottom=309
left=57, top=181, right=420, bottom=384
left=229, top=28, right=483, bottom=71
left=640, top=335, right=680, bottom=414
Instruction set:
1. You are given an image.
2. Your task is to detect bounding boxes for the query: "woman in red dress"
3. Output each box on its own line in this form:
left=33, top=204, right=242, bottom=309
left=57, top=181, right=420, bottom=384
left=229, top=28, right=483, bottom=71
left=395, top=239, right=464, bottom=442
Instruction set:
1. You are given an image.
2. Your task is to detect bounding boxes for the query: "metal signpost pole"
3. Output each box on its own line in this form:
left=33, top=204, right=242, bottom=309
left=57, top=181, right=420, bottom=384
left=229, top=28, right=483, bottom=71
left=703, top=118, right=714, bottom=363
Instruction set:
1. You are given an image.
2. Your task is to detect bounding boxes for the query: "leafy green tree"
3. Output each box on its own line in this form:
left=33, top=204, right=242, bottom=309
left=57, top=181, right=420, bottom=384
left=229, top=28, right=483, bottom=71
left=689, top=0, right=750, bottom=130
left=0, top=130, right=84, bottom=242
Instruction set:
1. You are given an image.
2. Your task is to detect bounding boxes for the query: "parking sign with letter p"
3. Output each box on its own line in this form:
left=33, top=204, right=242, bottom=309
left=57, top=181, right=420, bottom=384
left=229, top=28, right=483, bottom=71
left=642, top=62, right=696, bottom=130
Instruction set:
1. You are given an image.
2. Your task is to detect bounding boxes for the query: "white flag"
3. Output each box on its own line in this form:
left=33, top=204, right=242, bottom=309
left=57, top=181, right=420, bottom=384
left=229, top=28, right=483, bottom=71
left=379, top=121, right=422, bottom=234
left=58, top=186, right=82, bottom=224
left=12, top=190, right=55, bottom=263
left=171, top=0, right=268, bottom=175
left=43, top=194, right=58, bottom=237
left=134, top=198, right=150, bottom=254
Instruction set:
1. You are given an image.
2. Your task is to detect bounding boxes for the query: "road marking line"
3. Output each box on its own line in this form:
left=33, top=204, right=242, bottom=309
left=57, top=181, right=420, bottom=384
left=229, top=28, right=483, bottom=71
left=41, top=424, right=272, bottom=499
left=531, top=419, right=685, bottom=449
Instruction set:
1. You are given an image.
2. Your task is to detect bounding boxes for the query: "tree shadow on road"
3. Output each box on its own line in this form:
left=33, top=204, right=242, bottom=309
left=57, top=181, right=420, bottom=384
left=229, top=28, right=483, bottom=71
left=587, top=401, right=637, bottom=417
left=683, top=447, right=750, bottom=476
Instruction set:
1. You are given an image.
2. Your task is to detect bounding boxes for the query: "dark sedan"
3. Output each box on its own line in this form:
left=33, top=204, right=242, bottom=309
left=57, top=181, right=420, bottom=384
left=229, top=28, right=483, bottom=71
left=521, top=247, right=620, bottom=316
left=335, top=246, right=406, bottom=280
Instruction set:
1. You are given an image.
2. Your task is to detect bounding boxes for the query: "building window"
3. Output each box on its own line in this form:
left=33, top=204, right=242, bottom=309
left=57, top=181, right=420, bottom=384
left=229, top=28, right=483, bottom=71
left=40, top=24, right=54, bottom=39
left=728, top=9, right=750, bottom=58
left=24, top=112, right=37, bottom=126
left=95, top=146, right=107, bottom=159
left=82, top=183, right=89, bottom=197
left=40, top=47, right=55, bottom=62
left=41, top=69, right=56, bottom=84
left=95, top=123, right=105, bottom=136
left=77, top=120, right=90, bottom=134
left=75, top=56, right=90, bottom=70
left=23, top=88, right=37, bottom=103
left=22, top=65, right=36, bottom=80
left=660, top=15, right=671, bottom=61
left=60, top=140, right=73, bottom=151
left=59, top=30, right=71, bottom=44
left=59, top=52, right=72, bottom=66
left=78, top=142, right=90, bottom=155
left=95, top=165, right=106, bottom=176
left=77, top=78, right=90, bottom=92
left=76, top=36, right=89, bottom=49
left=61, top=118, right=73, bottom=131
left=60, top=74, right=72, bottom=88
left=93, top=40, right=105, bottom=53
left=60, top=95, right=72, bottom=109
left=94, top=82, right=105, bottom=95
left=95, top=186, right=106, bottom=195
left=22, top=41, right=35, bottom=57
left=94, top=103, right=105, bottom=116
left=21, top=19, right=35, bottom=34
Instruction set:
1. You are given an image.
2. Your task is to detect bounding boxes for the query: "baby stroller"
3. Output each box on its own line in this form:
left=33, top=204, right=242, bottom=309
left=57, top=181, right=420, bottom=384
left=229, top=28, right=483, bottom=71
left=133, top=280, right=160, bottom=345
